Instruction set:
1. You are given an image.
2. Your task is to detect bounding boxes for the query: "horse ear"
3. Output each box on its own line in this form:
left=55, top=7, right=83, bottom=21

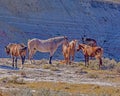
left=64, top=36, right=68, bottom=40
left=5, top=46, right=7, bottom=49
left=79, top=44, right=84, bottom=49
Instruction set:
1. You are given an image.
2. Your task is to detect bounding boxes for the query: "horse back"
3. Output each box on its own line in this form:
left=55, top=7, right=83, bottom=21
left=28, top=38, right=53, bottom=52
left=9, top=44, right=27, bottom=57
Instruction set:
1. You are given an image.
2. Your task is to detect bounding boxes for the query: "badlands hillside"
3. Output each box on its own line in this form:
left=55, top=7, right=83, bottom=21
left=0, top=0, right=120, bottom=61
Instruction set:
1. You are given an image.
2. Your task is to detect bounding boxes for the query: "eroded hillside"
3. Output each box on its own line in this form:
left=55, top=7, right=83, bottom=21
left=0, top=0, right=120, bottom=61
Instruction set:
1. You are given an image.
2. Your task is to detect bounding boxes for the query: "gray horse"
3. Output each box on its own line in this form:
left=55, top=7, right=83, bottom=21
left=28, top=36, right=68, bottom=64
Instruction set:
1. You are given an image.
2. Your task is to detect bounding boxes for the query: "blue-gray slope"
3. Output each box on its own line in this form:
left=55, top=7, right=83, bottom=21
left=0, top=0, right=120, bottom=61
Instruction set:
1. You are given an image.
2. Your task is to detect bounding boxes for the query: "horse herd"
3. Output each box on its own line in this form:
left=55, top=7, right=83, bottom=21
left=5, top=36, right=103, bottom=69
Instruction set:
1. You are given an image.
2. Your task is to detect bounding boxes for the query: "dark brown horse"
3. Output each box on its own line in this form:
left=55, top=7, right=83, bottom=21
left=5, top=43, right=27, bottom=69
left=82, top=36, right=97, bottom=47
left=77, top=44, right=103, bottom=69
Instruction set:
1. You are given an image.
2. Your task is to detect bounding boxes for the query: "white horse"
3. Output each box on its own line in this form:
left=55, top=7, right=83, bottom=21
left=28, top=36, right=68, bottom=64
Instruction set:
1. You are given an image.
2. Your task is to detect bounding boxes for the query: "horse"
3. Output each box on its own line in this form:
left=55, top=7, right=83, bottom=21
left=77, top=44, right=103, bottom=69
left=82, top=36, right=97, bottom=47
left=5, top=43, right=27, bottom=69
left=62, top=40, right=78, bottom=64
left=28, top=36, right=68, bottom=64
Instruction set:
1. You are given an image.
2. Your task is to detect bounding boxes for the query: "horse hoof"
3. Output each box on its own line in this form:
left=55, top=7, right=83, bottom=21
left=20, top=67, right=24, bottom=69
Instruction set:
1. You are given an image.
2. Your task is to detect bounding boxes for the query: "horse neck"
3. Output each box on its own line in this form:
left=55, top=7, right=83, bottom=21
left=79, top=44, right=86, bottom=52
left=63, top=42, right=69, bottom=48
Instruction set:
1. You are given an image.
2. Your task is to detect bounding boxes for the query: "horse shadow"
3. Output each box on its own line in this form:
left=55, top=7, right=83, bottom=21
left=0, top=65, right=19, bottom=70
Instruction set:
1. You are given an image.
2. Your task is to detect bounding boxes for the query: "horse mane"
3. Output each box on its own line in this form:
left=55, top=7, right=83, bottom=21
left=19, top=43, right=26, bottom=47
left=79, top=44, right=85, bottom=49
left=48, top=36, right=66, bottom=43
left=7, top=43, right=15, bottom=48
left=85, top=38, right=96, bottom=41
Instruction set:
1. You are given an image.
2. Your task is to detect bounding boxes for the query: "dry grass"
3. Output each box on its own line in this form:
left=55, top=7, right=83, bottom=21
left=25, top=81, right=120, bottom=96
left=42, top=64, right=51, bottom=69
left=0, top=58, right=120, bottom=96
left=0, top=76, right=25, bottom=85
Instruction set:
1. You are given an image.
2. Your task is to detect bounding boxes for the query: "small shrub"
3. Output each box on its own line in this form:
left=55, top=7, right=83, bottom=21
left=102, top=58, right=117, bottom=70
left=116, top=62, right=120, bottom=73
left=116, top=66, right=120, bottom=73
left=8, top=88, right=33, bottom=96
left=9, top=76, right=25, bottom=84
left=35, top=89, right=73, bottom=96
left=92, top=85, right=100, bottom=89
left=77, top=62, right=84, bottom=67
left=38, top=59, right=48, bottom=65
left=89, top=59, right=100, bottom=70
left=20, top=71, right=27, bottom=78
left=75, top=69, right=88, bottom=75
left=35, top=88, right=51, bottom=96
left=50, top=67, right=59, bottom=71
left=87, top=73, right=99, bottom=79
left=0, top=77, right=9, bottom=83
left=42, top=64, right=51, bottom=69
left=99, top=92, right=112, bottom=96
left=9, top=76, right=19, bottom=84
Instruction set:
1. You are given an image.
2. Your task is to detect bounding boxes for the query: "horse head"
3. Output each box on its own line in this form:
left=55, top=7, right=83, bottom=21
left=64, top=36, right=68, bottom=40
left=64, top=36, right=68, bottom=42
left=72, top=40, right=79, bottom=51
left=5, top=45, right=10, bottom=55
left=77, top=44, right=85, bottom=51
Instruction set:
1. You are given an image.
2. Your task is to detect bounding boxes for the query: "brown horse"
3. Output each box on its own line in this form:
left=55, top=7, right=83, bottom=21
left=5, top=43, right=27, bottom=69
left=62, top=40, right=78, bottom=64
left=28, top=36, right=68, bottom=64
left=77, top=44, right=103, bottom=69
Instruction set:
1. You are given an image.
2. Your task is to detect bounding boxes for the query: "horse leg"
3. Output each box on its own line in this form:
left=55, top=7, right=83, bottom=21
left=86, top=56, right=89, bottom=67
left=49, top=56, right=52, bottom=64
left=84, top=55, right=87, bottom=67
left=71, top=54, right=74, bottom=64
left=12, top=57, right=15, bottom=68
left=72, top=55, right=74, bottom=61
left=15, top=57, right=17, bottom=68
left=21, top=56, right=25, bottom=69
left=49, top=50, right=55, bottom=64
left=84, top=56, right=89, bottom=67
left=66, top=56, right=69, bottom=65
left=68, top=53, right=70, bottom=65
left=29, top=50, right=36, bottom=64
left=71, top=51, right=75, bottom=61
left=28, top=50, right=33, bottom=64
left=99, top=58, right=102, bottom=69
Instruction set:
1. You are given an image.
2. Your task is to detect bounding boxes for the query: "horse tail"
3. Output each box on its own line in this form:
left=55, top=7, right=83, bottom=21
left=27, top=40, right=31, bottom=59
left=20, top=47, right=27, bottom=51
left=19, top=47, right=27, bottom=55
